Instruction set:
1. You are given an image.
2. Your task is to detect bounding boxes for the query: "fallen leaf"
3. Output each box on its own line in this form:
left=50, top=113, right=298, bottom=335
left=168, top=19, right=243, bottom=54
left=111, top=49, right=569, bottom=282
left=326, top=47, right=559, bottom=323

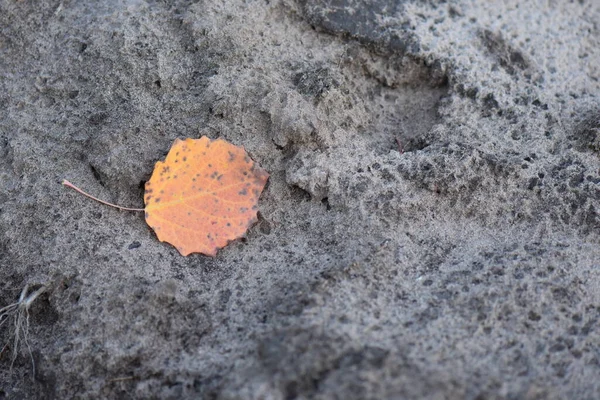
left=144, top=136, right=269, bottom=256
left=63, top=136, right=269, bottom=257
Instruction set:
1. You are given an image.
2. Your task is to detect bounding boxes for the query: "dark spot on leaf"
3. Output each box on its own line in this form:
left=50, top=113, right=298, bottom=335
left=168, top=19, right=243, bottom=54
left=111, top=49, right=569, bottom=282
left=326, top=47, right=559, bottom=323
left=239, top=188, right=248, bottom=196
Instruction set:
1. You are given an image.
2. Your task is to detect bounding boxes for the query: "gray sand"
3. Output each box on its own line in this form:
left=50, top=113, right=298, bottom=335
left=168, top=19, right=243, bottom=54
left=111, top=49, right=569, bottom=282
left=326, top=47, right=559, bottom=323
left=1, top=0, right=599, bottom=398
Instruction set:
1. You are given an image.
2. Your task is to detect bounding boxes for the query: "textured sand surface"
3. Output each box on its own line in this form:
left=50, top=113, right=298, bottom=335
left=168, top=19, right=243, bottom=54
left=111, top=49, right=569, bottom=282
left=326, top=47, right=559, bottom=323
left=1, top=0, right=599, bottom=398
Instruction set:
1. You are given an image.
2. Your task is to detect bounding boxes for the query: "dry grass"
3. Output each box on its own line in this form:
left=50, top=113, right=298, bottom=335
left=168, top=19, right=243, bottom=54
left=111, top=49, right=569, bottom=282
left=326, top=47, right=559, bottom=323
left=0, top=284, right=46, bottom=375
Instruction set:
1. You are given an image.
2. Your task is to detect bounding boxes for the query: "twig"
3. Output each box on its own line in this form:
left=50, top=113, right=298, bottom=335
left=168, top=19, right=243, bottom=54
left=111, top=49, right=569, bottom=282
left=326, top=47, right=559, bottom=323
left=395, top=137, right=404, bottom=154
left=108, top=376, right=136, bottom=383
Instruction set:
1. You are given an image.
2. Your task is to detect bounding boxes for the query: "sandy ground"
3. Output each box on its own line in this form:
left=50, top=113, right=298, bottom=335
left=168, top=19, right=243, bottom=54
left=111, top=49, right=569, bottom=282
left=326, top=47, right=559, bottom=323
left=1, top=0, right=599, bottom=398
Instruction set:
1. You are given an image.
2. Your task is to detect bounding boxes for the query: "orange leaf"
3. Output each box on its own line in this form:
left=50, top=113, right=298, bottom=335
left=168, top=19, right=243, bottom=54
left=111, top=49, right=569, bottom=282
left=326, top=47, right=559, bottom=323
left=144, top=137, right=269, bottom=256
left=63, top=136, right=268, bottom=256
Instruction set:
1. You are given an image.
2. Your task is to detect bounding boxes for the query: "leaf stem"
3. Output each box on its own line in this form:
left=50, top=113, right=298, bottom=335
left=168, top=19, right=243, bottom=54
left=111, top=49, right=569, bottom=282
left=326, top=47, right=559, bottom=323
left=62, top=179, right=145, bottom=212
